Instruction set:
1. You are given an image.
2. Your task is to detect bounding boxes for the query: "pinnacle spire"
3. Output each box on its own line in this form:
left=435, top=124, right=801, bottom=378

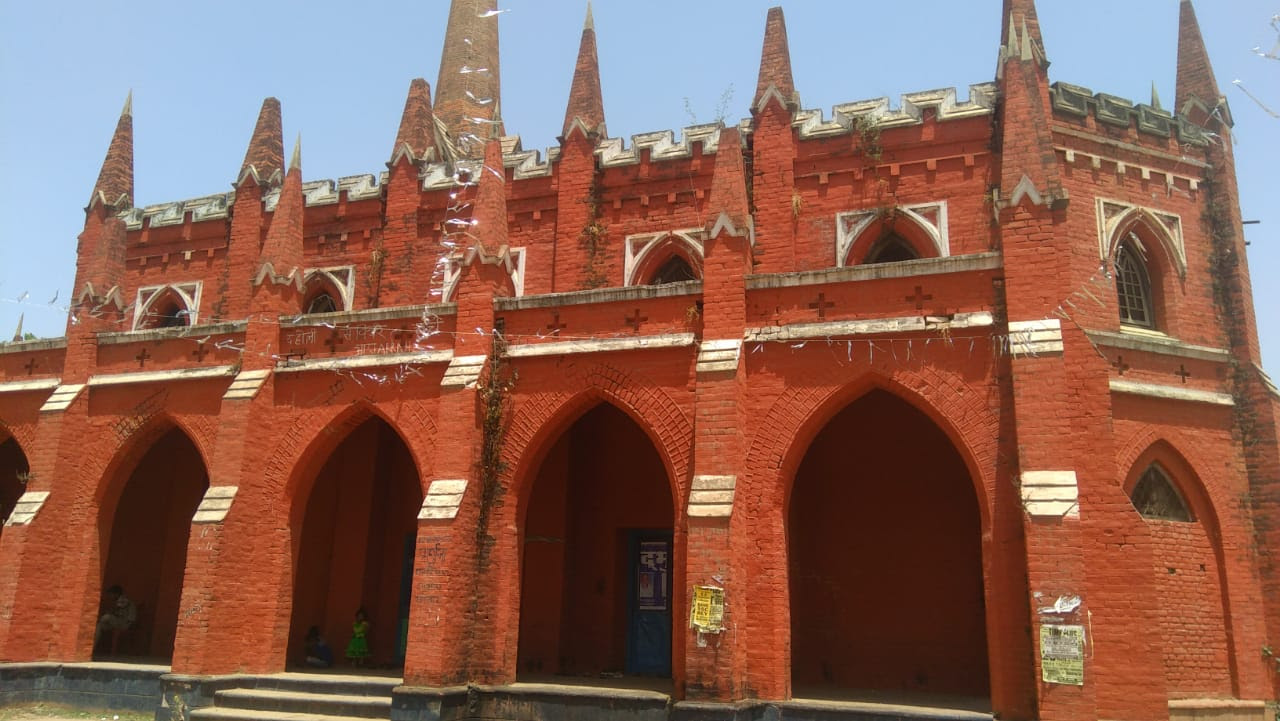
left=998, top=0, right=1048, bottom=69
left=753, top=6, right=798, bottom=112
left=1150, top=82, right=1163, bottom=111
left=239, top=97, right=284, bottom=186
left=1176, top=0, right=1223, bottom=119
left=435, top=0, right=504, bottom=159
left=391, top=78, right=437, bottom=164
left=472, top=133, right=509, bottom=252
left=562, top=2, right=606, bottom=140
left=257, top=134, right=304, bottom=279
left=706, top=127, right=752, bottom=238
left=89, top=90, right=134, bottom=209
left=11, top=313, right=23, bottom=343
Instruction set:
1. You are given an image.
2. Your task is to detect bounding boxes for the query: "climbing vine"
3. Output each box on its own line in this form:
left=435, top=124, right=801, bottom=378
left=473, top=328, right=516, bottom=566
left=579, top=172, right=609, bottom=289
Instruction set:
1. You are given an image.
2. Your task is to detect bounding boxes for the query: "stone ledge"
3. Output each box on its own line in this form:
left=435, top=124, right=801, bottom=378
left=0, top=337, right=67, bottom=354
left=1110, top=379, right=1235, bottom=407
left=0, top=377, right=60, bottom=394
left=98, top=321, right=246, bottom=345
left=507, top=334, right=696, bottom=359
left=496, top=281, right=701, bottom=311
left=746, top=253, right=1000, bottom=291
left=1086, top=329, right=1229, bottom=362
left=282, top=304, right=455, bottom=327
left=0, top=661, right=168, bottom=715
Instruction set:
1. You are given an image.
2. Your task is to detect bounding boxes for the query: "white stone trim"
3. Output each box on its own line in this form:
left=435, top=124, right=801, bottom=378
left=4, top=491, right=50, bottom=527
left=688, top=475, right=736, bottom=518
left=697, top=340, right=742, bottom=375
left=1021, top=471, right=1079, bottom=519
left=276, top=350, right=453, bottom=374
left=303, top=266, right=356, bottom=312
left=133, top=281, right=203, bottom=331
left=441, top=355, right=487, bottom=389
left=1008, top=319, right=1064, bottom=357
left=793, top=85, right=996, bottom=140
left=1096, top=197, right=1186, bottom=277
left=747, top=253, right=1000, bottom=291
left=420, top=479, right=468, bottom=520
left=193, top=486, right=238, bottom=524
left=88, top=365, right=237, bottom=387
left=223, top=369, right=271, bottom=401
left=1084, top=329, right=1229, bottom=362
left=745, top=311, right=993, bottom=344
left=836, top=201, right=949, bottom=267
left=624, top=229, right=706, bottom=286
left=1109, top=379, right=1235, bottom=407
left=506, top=333, right=697, bottom=359
left=40, top=384, right=85, bottom=413
left=1257, top=364, right=1280, bottom=401
left=0, top=378, right=60, bottom=394
left=443, top=247, right=525, bottom=302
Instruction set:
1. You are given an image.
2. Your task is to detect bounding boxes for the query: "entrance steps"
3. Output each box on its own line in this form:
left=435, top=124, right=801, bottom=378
left=190, top=672, right=398, bottom=721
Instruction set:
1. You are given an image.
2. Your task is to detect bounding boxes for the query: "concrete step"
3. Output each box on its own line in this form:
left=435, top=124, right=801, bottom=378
left=244, top=672, right=400, bottom=697
left=212, top=688, right=390, bottom=719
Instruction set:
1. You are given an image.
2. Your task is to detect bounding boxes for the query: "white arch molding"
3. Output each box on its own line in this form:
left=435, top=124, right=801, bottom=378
left=835, top=201, right=950, bottom=267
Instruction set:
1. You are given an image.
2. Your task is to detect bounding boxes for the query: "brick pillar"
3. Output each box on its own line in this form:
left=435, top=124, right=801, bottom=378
left=380, top=158, right=426, bottom=307
left=550, top=132, right=599, bottom=294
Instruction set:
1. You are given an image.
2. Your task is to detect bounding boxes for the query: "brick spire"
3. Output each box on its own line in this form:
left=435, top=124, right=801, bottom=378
left=753, top=7, right=798, bottom=113
left=89, top=91, right=133, bottom=210
left=561, top=2, right=606, bottom=140
left=706, top=127, right=752, bottom=240
left=238, top=97, right=284, bottom=186
left=434, top=0, right=504, bottom=160
left=996, top=0, right=1065, bottom=209
left=1175, top=0, right=1226, bottom=124
left=391, top=77, right=437, bottom=164
left=472, top=129, right=509, bottom=253
left=255, top=135, right=305, bottom=284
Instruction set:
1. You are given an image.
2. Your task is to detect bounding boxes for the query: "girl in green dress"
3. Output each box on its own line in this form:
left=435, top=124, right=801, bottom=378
left=345, top=608, right=371, bottom=667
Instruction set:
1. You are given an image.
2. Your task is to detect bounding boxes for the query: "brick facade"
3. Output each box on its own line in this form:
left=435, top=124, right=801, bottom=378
left=0, top=2, right=1276, bottom=720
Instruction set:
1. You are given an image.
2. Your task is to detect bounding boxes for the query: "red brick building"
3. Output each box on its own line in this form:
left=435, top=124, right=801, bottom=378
left=1, top=1, right=1277, bottom=719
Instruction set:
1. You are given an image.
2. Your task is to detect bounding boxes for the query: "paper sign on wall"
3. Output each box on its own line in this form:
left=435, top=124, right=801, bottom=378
left=689, top=586, right=725, bottom=633
left=1040, top=624, right=1085, bottom=686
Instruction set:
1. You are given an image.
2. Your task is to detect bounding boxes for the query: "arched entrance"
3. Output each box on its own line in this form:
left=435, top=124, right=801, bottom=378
left=517, top=403, right=675, bottom=680
left=789, top=389, right=989, bottom=702
left=289, top=417, right=422, bottom=670
left=0, top=435, right=29, bottom=534
left=98, top=426, right=208, bottom=661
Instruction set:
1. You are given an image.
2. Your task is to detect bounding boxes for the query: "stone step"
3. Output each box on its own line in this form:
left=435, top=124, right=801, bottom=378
left=190, top=706, right=377, bottom=721
left=212, top=688, right=390, bottom=719
left=239, top=672, right=400, bottom=697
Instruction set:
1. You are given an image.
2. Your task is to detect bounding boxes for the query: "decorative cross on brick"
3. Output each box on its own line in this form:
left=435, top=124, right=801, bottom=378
left=905, top=286, right=934, bottom=310
left=1176, top=364, right=1192, bottom=384
left=23, top=357, right=38, bottom=376
left=324, top=328, right=345, bottom=355
left=191, top=343, right=209, bottom=363
left=1112, top=355, right=1130, bottom=376
left=546, top=311, right=567, bottom=335
left=135, top=348, right=152, bottom=368
left=808, top=293, right=835, bottom=320
left=625, top=308, right=649, bottom=332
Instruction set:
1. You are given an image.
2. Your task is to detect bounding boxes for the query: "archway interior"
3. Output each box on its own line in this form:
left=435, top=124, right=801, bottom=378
left=100, top=427, right=208, bottom=660
left=0, top=437, right=30, bottom=535
left=290, top=417, right=422, bottom=669
left=518, top=403, right=675, bottom=679
left=789, top=389, right=989, bottom=701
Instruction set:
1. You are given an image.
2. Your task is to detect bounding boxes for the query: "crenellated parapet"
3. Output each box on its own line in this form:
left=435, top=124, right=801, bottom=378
left=1050, top=82, right=1210, bottom=146
left=791, top=84, right=996, bottom=139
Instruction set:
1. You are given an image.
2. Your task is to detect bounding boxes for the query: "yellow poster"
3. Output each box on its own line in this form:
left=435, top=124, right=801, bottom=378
left=689, top=586, right=725, bottom=633
left=1040, top=624, right=1085, bottom=686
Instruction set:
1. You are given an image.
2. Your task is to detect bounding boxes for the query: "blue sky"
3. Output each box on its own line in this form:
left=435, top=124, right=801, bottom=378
left=1, top=1, right=1276, bottom=377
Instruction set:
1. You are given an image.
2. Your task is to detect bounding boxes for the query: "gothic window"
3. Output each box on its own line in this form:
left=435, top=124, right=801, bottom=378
left=1115, top=235, right=1154, bottom=328
left=1129, top=464, right=1193, bottom=522
left=150, top=300, right=189, bottom=328
left=648, top=255, right=698, bottom=285
left=306, top=291, right=338, bottom=315
left=864, top=234, right=919, bottom=265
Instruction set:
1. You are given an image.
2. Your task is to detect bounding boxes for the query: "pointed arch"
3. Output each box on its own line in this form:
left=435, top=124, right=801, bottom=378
left=133, top=283, right=202, bottom=330
left=624, top=230, right=706, bottom=287
left=302, top=266, right=355, bottom=314
left=0, top=427, right=30, bottom=530
left=836, top=202, right=949, bottom=268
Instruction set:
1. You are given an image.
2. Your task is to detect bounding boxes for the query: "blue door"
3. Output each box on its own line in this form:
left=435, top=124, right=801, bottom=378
left=626, top=532, right=672, bottom=675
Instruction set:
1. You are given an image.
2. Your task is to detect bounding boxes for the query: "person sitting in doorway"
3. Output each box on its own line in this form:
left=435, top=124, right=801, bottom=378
left=94, top=585, right=137, bottom=651
left=304, top=625, right=334, bottom=668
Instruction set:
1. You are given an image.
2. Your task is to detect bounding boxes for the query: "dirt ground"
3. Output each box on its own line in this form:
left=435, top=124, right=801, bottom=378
left=0, top=704, right=152, bottom=721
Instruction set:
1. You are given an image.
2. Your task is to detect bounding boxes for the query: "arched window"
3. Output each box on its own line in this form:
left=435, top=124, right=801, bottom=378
left=864, top=234, right=919, bottom=265
left=151, top=301, right=189, bottom=328
left=1129, top=464, right=1193, bottom=522
left=1115, top=234, right=1154, bottom=328
left=305, top=292, right=338, bottom=315
left=648, top=256, right=698, bottom=285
